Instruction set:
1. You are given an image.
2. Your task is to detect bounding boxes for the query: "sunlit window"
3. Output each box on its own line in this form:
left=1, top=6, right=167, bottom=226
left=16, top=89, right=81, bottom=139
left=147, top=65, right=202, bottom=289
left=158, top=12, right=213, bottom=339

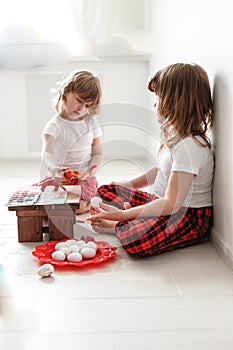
left=0, top=0, right=149, bottom=57
left=0, top=0, right=82, bottom=54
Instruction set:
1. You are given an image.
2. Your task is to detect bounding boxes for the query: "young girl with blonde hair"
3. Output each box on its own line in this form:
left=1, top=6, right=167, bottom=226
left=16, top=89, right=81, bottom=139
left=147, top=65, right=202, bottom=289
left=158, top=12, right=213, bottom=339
left=37, top=70, right=103, bottom=214
left=88, top=63, right=214, bottom=257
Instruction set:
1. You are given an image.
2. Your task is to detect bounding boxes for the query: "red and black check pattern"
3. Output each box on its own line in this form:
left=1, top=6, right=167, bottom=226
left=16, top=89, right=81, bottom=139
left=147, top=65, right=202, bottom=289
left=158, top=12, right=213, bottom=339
left=97, top=184, right=213, bottom=257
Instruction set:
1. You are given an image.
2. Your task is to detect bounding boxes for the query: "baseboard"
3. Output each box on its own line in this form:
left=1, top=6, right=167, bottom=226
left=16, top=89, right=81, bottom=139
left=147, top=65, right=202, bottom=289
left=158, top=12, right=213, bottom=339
left=211, top=228, right=233, bottom=271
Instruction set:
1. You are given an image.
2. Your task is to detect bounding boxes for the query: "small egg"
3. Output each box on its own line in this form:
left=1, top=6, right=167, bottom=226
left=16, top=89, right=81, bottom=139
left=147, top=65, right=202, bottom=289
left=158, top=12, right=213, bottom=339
left=76, top=240, right=86, bottom=248
left=65, top=239, right=78, bottom=246
left=90, top=196, right=102, bottom=209
left=81, top=247, right=96, bottom=259
left=55, top=242, right=69, bottom=250
left=67, top=252, right=83, bottom=262
left=86, top=241, right=97, bottom=251
left=58, top=246, right=72, bottom=256
left=69, top=245, right=80, bottom=253
left=51, top=250, right=66, bottom=261
left=37, top=264, right=54, bottom=278
left=80, top=234, right=95, bottom=242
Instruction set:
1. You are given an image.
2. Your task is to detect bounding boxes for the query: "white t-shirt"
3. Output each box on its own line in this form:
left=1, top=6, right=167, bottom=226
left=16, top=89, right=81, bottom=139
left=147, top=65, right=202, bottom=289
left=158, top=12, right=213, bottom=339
left=42, top=114, right=103, bottom=172
left=153, top=136, right=214, bottom=208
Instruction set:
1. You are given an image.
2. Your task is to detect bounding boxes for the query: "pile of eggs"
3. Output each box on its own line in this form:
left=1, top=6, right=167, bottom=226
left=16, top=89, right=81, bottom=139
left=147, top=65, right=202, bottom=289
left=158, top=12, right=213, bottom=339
left=51, top=238, right=97, bottom=263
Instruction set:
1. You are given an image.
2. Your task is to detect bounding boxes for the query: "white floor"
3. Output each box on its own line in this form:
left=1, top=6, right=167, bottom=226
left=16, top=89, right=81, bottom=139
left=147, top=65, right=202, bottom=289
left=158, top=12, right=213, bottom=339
left=1, top=159, right=233, bottom=350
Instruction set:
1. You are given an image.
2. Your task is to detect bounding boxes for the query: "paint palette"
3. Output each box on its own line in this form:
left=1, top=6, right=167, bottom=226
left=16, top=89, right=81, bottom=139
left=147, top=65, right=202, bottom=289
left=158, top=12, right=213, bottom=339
left=36, top=186, right=66, bottom=205
left=6, top=186, right=42, bottom=206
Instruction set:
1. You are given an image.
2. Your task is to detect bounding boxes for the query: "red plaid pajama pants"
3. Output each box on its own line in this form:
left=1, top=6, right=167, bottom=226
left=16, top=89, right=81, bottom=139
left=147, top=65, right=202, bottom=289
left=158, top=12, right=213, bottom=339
left=33, top=176, right=98, bottom=202
left=97, top=184, right=213, bottom=257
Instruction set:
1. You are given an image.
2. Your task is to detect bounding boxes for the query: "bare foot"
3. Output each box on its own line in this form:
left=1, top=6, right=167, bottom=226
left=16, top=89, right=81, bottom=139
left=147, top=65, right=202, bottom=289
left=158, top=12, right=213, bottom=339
left=75, top=200, right=89, bottom=214
left=91, top=219, right=117, bottom=234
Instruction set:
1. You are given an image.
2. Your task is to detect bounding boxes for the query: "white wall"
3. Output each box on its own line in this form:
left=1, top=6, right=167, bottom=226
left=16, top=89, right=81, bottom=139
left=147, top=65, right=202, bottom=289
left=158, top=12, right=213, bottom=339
left=0, top=58, right=151, bottom=160
left=1, top=0, right=232, bottom=265
left=148, top=0, right=233, bottom=266
left=0, top=0, right=153, bottom=162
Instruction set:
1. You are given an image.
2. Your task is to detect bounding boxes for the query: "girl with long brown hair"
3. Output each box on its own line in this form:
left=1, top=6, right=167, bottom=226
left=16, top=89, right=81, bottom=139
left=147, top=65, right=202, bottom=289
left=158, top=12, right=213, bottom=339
left=88, top=63, right=214, bottom=257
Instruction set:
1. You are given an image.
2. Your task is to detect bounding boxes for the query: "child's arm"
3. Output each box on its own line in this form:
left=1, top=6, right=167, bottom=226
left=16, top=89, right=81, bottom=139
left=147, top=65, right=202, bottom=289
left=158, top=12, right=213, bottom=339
left=129, top=166, right=158, bottom=189
left=90, top=136, right=104, bottom=175
left=87, top=171, right=195, bottom=222
left=41, top=134, right=57, bottom=174
left=79, top=136, right=103, bottom=179
left=135, top=170, right=195, bottom=217
left=111, top=166, right=158, bottom=189
left=41, top=134, right=69, bottom=184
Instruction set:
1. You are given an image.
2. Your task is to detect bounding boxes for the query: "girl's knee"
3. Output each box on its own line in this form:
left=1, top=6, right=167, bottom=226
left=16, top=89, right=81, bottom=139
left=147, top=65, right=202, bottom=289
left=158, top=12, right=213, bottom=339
left=98, top=184, right=114, bottom=193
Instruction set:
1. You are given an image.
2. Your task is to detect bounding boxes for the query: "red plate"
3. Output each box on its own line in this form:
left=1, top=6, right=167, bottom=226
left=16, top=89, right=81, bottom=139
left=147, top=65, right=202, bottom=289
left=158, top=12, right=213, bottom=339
left=32, top=239, right=117, bottom=267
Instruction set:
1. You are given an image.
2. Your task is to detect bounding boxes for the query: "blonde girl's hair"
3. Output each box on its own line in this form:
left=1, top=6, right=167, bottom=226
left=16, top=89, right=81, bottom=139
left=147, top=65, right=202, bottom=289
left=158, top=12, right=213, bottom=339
left=148, top=63, right=213, bottom=149
left=52, top=70, right=102, bottom=116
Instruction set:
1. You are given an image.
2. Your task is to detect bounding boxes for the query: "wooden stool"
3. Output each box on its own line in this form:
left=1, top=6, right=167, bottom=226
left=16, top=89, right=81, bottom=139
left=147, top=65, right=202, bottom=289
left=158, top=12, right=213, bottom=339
left=8, top=203, right=80, bottom=242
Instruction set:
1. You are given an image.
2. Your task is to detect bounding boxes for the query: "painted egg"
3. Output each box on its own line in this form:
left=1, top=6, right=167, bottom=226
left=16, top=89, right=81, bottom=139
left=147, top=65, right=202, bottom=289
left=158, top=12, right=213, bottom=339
left=80, top=234, right=95, bottom=242
left=37, top=263, right=54, bottom=277
left=67, top=252, right=83, bottom=262
left=81, top=247, right=96, bottom=259
left=51, top=250, right=66, bottom=261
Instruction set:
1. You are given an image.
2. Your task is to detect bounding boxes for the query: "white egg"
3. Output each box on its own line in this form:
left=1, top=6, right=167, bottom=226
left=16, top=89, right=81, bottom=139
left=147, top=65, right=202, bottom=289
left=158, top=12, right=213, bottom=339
left=90, top=196, right=102, bottom=209
left=65, top=239, right=77, bottom=246
left=76, top=240, right=86, bottom=248
left=69, top=244, right=80, bottom=253
left=86, top=241, right=97, bottom=251
left=51, top=250, right=66, bottom=261
left=37, top=264, right=54, bottom=277
left=55, top=242, right=69, bottom=250
left=67, top=252, right=83, bottom=262
left=58, top=246, right=72, bottom=256
left=81, top=247, right=96, bottom=259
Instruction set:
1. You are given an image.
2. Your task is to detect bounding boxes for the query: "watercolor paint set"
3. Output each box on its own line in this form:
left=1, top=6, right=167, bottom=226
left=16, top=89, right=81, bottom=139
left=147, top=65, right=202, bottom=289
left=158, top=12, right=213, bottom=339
left=6, top=185, right=80, bottom=207
left=6, top=186, right=42, bottom=206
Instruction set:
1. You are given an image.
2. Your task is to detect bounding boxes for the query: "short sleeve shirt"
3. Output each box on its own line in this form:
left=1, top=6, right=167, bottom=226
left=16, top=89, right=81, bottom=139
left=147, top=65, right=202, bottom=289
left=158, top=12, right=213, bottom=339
left=153, top=136, right=214, bottom=207
left=42, top=114, right=103, bottom=172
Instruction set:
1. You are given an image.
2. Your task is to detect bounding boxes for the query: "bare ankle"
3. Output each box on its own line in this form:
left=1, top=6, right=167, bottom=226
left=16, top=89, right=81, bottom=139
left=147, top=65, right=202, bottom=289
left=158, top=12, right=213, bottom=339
left=75, top=200, right=89, bottom=214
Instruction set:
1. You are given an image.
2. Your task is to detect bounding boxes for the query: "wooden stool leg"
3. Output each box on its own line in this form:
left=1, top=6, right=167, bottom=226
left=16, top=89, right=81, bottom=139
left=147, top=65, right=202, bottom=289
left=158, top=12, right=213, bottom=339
left=17, top=215, right=43, bottom=242
left=48, top=209, right=76, bottom=240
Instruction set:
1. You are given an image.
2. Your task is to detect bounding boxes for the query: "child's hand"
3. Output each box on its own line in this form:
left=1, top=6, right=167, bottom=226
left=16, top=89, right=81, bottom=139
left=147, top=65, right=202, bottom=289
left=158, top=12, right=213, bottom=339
left=87, top=202, right=125, bottom=222
left=124, top=202, right=132, bottom=209
left=62, top=167, right=79, bottom=181
left=89, top=204, right=102, bottom=215
left=49, top=167, right=69, bottom=185
left=79, top=165, right=97, bottom=180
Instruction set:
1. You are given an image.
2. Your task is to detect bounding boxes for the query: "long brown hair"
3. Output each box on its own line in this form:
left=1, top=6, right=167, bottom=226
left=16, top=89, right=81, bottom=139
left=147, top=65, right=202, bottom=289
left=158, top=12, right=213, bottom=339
left=148, top=63, right=213, bottom=149
left=52, top=70, right=102, bottom=116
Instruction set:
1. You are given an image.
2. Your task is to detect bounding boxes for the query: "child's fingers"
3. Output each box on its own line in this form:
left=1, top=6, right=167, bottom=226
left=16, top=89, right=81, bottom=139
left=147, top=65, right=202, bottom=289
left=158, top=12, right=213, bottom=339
left=78, top=165, right=97, bottom=180
left=89, top=164, right=97, bottom=172
left=99, top=202, right=120, bottom=213
left=124, top=202, right=131, bottom=209
left=89, top=205, right=102, bottom=215
left=61, top=178, right=71, bottom=185
left=79, top=173, right=88, bottom=180
left=86, top=213, right=103, bottom=222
